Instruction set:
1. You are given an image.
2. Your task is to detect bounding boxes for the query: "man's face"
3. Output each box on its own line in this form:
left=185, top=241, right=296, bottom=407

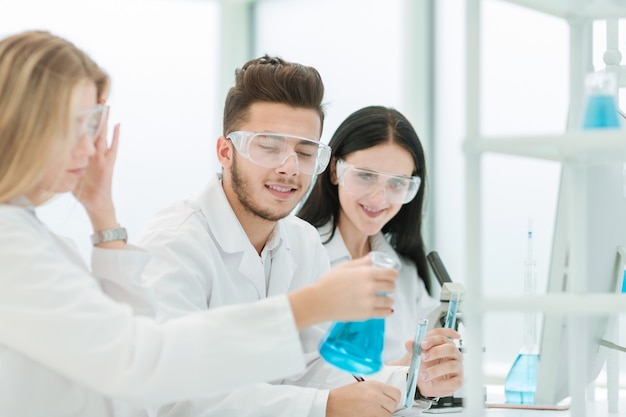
left=219, top=101, right=322, bottom=222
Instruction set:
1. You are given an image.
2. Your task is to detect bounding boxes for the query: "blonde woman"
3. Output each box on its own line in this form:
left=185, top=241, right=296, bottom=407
left=0, top=31, right=398, bottom=417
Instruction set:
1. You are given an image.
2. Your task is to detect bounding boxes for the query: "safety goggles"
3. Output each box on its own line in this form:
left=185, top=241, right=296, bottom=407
left=335, top=159, right=421, bottom=205
left=226, top=131, right=331, bottom=175
left=76, top=105, right=108, bottom=142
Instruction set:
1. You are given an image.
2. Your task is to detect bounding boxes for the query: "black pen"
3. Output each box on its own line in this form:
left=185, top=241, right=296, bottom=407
left=353, top=375, right=365, bottom=382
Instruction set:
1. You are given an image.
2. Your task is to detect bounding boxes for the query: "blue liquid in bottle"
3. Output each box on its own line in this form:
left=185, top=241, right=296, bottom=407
left=505, top=223, right=539, bottom=404
left=582, top=95, right=620, bottom=129
left=504, top=352, right=539, bottom=404
left=318, top=318, right=384, bottom=375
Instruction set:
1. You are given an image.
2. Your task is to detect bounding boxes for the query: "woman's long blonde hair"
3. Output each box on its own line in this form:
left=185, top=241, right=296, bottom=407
left=0, top=30, right=110, bottom=204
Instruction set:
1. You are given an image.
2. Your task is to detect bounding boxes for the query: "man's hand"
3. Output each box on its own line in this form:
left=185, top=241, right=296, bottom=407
left=327, top=380, right=401, bottom=417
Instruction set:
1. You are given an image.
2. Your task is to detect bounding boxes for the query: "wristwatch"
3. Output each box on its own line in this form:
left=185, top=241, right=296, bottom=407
left=414, top=386, right=439, bottom=409
left=90, top=227, right=128, bottom=245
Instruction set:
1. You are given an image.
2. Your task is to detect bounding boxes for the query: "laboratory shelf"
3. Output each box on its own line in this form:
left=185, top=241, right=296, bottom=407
left=463, top=1, right=626, bottom=416
left=463, top=131, right=626, bottom=163
left=479, top=294, right=626, bottom=313
left=504, top=0, right=626, bottom=20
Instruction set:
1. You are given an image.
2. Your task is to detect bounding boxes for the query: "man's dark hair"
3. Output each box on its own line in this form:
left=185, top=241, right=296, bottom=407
left=223, top=54, right=325, bottom=135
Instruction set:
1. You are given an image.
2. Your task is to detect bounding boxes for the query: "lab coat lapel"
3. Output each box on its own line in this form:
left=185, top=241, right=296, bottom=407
left=319, top=221, right=352, bottom=267
left=198, top=175, right=266, bottom=299
left=266, top=221, right=297, bottom=297
left=237, top=250, right=266, bottom=298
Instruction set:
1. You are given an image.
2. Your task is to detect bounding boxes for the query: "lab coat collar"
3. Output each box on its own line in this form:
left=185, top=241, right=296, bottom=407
left=7, top=196, right=36, bottom=215
left=197, top=174, right=262, bottom=255
left=319, top=221, right=351, bottom=266
left=319, top=220, right=401, bottom=268
left=264, top=221, right=297, bottom=297
left=197, top=174, right=296, bottom=298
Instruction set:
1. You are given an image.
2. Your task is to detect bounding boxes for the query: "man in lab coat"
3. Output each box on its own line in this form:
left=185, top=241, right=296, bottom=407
left=139, top=55, right=463, bottom=417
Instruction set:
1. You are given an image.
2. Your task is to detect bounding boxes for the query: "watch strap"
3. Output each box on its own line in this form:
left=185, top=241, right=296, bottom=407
left=91, top=227, right=127, bottom=245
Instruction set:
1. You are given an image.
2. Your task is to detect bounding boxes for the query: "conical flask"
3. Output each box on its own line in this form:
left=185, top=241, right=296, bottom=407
left=581, top=71, right=621, bottom=129
left=504, top=221, right=540, bottom=404
left=318, top=251, right=400, bottom=375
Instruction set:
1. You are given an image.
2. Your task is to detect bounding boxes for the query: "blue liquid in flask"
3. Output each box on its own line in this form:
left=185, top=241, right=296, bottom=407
left=505, top=223, right=539, bottom=405
left=582, top=95, right=620, bottom=129
left=319, top=251, right=398, bottom=375
left=318, top=318, right=384, bottom=375
left=504, top=352, right=539, bottom=404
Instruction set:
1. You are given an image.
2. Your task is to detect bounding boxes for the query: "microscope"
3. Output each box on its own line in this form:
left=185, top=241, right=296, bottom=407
left=426, top=282, right=465, bottom=332
left=424, top=252, right=468, bottom=412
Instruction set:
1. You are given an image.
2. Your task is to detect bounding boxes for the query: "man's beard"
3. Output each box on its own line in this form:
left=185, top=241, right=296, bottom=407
left=231, top=155, right=297, bottom=222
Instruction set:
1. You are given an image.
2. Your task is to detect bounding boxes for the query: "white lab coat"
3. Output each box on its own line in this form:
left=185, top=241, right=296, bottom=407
left=0, top=201, right=307, bottom=417
left=318, top=222, right=440, bottom=362
left=138, top=174, right=410, bottom=417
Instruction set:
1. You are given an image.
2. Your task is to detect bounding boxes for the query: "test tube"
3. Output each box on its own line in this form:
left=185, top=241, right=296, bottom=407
left=404, top=318, right=428, bottom=409
left=444, top=291, right=460, bottom=330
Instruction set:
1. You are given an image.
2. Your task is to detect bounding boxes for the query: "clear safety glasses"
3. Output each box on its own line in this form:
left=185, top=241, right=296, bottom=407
left=76, top=105, right=108, bottom=142
left=336, top=159, right=421, bottom=205
left=226, top=131, right=332, bottom=175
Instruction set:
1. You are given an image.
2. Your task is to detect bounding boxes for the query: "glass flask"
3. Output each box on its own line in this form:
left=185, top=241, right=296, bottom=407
left=504, top=221, right=540, bottom=404
left=581, top=71, right=621, bottom=129
left=318, top=251, right=400, bottom=375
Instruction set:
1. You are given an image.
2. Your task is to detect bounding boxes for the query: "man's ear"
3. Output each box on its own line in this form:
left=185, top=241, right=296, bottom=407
left=330, top=156, right=339, bottom=185
left=216, top=136, right=233, bottom=169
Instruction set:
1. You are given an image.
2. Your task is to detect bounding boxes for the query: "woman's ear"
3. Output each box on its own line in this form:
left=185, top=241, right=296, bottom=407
left=330, top=156, right=339, bottom=185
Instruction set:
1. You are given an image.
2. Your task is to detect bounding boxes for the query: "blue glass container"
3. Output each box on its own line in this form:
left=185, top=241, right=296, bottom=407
left=319, top=317, right=385, bottom=375
left=505, top=223, right=539, bottom=404
left=582, top=95, right=620, bottom=129
left=504, top=352, right=540, bottom=404
left=581, top=71, right=621, bottom=130
left=318, top=251, right=400, bottom=375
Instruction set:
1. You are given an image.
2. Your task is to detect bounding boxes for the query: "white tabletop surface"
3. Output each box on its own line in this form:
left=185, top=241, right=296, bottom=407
left=415, top=385, right=626, bottom=417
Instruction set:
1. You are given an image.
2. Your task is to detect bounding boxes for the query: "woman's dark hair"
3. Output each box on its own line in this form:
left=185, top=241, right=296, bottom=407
left=297, top=105, right=431, bottom=293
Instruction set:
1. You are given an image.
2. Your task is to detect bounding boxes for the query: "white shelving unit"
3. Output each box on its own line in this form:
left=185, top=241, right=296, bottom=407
left=463, top=1, right=626, bottom=416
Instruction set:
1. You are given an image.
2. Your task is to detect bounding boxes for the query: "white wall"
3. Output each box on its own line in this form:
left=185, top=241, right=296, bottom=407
left=254, top=0, right=405, bottom=145
left=0, top=0, right=221, bottom=260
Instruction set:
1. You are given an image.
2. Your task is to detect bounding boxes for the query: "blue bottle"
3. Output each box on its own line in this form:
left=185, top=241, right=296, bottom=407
left=581, top=71, right=621, bottom=130
left=318, top=251, right=400, bottom=375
